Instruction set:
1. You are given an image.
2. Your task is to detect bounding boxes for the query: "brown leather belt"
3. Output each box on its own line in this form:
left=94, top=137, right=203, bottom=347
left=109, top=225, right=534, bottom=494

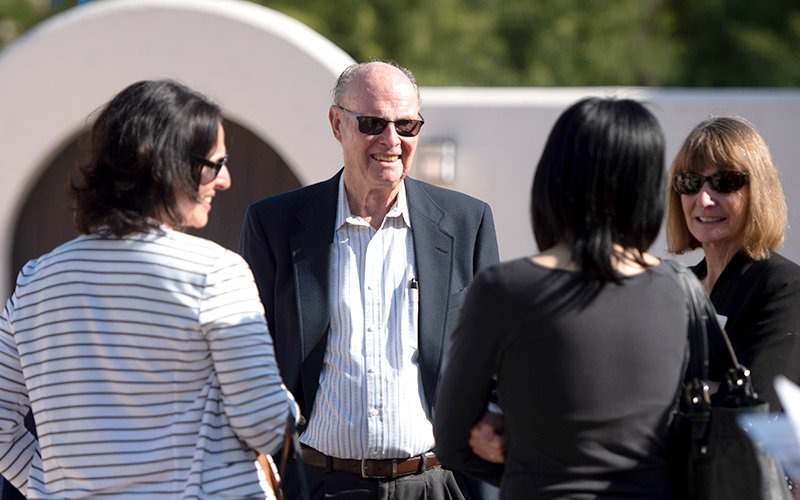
left=301, top=445, right=441, bottom=479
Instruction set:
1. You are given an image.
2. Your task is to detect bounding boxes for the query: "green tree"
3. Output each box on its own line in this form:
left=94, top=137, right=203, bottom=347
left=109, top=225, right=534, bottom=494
left=669, top=0, right=800, bottom=86
left=3, top=0, right=800, bottom=87
left=261, top=0, right=682, bottom=86
left=258, top=0, right=512, bottom=85
left=490, top=0, right=679, bottom=85
left=0, top=0, right=57, bottom=51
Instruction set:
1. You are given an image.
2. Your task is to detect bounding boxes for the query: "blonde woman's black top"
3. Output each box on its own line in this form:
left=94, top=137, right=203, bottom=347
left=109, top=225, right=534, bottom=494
left=692, top=251, right=800, bottom=411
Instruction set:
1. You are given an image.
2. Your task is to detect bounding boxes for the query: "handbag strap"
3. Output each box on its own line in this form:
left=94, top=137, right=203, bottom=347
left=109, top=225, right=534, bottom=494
left=665, top=259, right=712, bottom=408
left=663, top=259, right=754, bottom=408
left=279, top=415, right=310, bottom=500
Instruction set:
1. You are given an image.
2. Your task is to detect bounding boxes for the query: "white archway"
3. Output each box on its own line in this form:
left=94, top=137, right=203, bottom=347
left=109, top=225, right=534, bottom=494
left=5, top=0, right=800, bottom=293
left=0, top=0, right=354, bottom=293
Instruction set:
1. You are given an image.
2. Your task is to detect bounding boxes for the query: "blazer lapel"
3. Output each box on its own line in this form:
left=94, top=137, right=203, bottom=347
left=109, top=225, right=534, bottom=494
left=290, top=173, right=340, bottom=362
left=406, top=178, right=453, bottom=406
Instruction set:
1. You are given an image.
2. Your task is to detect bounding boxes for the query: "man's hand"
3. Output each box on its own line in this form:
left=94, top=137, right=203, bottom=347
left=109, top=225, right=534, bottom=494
left=469, top=411, right=506, bottom=463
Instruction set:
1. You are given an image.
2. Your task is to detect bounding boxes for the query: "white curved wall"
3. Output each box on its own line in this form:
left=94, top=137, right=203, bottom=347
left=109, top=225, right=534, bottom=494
left=0, top=0, right=354, bottom=293
left=2, top=0, right=800, bottom=295
left=419, top=87, right=800, bottom=264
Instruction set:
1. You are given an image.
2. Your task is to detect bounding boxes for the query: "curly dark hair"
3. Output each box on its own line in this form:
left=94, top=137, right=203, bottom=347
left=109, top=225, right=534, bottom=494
left=71, top=79, right=222, bottom=236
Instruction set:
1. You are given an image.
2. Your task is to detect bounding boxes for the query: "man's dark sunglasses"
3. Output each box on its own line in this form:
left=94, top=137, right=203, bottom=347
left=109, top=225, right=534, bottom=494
left=672, top=170, right=750, bottom=195
left=191, top=153, right=229, bottom=184
left=334, top=105, right=424, bottom=137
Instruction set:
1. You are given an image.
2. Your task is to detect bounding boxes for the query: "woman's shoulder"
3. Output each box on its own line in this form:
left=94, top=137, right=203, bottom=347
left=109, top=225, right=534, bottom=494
left=763, top=252, right=800, bottom=275
left=736, top=252, right=800, bottom=285
left=467, top=259, right=549, bottom=305
left=163, top=229, right=247, bottom=268
left=714, top=252, right=800, bottom=302
left=635, top=259, right=692, bottom=297
left=474, top=257, right=597, bottom=314
left=755, top=252, right=800, bottom=291
left=76, top=228, right=247, bottom=275
left=477, top=257, right=557, bottom=285
left=164, top=228, right=226, bottom=253
left=14, top=234, right=94, bottom=285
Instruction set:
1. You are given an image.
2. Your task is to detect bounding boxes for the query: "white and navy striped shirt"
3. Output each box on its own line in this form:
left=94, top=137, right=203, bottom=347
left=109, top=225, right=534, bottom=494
left=300, top=178, right=435, bottom=459
left=0, top=227, right=294, bottom=499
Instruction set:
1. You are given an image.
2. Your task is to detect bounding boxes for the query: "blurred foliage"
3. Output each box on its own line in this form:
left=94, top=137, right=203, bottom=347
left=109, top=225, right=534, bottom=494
left=0, top=0, right=72, bottom=50
left=256, top=0, right=800, bottom=86
left=2, top=0, right=800, bottom=87
left=670, top=0, right=800, bottom=86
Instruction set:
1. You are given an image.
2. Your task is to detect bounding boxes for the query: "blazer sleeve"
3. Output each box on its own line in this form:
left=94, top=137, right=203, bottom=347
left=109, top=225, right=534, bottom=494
left=734, top=277, right=800, bottom=411
left=239, top=203, right=278, bottom=340
left=474, top=202, right=500, bottom=272
left=709, top=255, right=800, bottom=411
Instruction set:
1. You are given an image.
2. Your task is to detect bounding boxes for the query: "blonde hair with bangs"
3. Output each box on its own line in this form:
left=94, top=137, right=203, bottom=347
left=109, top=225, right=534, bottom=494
left=666, top=116, right=786, bottom=260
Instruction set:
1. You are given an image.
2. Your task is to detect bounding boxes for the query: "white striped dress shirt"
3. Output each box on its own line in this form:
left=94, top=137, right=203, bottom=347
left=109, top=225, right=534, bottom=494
left=0, top=227, right=295, bottom=499
left=300, top=178, right=434, bottom=460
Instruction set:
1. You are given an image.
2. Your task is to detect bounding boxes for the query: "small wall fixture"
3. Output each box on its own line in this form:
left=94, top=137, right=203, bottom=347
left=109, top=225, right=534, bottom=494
left=415, top=138, right=456, bottom=185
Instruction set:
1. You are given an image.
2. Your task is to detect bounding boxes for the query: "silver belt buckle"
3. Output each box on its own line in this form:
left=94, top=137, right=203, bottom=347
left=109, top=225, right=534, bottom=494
left=361, top=458, right=397, bottom=479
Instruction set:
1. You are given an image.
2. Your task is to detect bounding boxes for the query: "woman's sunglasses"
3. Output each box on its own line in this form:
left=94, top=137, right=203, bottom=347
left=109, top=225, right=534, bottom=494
left=334, top=105, right=424, bottom=137
left=672, top=171, right=749, bottom=195
left=192, top=153, right=229, bottom=185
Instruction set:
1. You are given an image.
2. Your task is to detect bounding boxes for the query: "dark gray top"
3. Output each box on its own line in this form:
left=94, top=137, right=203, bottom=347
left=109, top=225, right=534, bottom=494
left=434, top=258, right=688, bottom=499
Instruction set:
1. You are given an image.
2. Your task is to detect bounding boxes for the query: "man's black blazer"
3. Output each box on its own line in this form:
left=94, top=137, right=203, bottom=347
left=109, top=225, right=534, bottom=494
left=239, top=170, right=499, bottom=420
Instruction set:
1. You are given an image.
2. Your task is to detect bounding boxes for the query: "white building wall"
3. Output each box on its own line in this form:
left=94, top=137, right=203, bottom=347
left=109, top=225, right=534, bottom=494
left=0, top=0, right=354, bottom=294
left=419, top=88, right=800, bottom=264
left=1, top=0, right=799, bottom=295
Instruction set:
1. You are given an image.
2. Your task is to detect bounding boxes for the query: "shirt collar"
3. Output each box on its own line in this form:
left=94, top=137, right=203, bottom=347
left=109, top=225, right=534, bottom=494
left=335, top=176, right=412, bottom=229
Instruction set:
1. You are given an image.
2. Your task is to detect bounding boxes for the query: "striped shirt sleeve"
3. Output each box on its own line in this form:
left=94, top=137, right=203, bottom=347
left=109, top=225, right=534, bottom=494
left=0, top=295, right=38, bottom=496
left=199, top=249, right=295, bottom=456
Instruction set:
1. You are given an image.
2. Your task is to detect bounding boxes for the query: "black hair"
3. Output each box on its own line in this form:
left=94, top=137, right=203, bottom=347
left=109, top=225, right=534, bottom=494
left=72, top=79, right=222, bottom=236
left=531, top=97, right=665, bottom=282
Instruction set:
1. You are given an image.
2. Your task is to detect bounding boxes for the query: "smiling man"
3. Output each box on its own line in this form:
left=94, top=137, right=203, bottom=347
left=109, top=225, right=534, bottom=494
left=240, top=61, right=499, bottom=499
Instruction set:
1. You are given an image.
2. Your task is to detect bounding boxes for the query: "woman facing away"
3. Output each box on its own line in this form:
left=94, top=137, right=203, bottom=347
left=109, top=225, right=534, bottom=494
left=0, top=80, right=295, bottom=499
left=433, top=97, right=689, bottom=499
left=666, top=116, right=800, bottom=413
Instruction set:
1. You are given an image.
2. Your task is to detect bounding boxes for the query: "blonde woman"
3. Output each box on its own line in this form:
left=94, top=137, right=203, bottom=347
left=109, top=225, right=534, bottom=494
left=0, top=80, right=295, bottom=499
left=667, top=116, right=800, bottom=411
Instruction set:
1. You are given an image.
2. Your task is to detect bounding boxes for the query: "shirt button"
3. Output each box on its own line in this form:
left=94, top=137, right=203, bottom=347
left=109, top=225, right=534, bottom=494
left=367, top=326, right=374, bottom=333
left=369, top=408, right=379, bottom=417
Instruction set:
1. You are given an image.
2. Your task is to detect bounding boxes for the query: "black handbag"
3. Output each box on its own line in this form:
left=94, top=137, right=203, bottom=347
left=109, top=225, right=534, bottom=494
left=665, top=260, right=791, bottom=500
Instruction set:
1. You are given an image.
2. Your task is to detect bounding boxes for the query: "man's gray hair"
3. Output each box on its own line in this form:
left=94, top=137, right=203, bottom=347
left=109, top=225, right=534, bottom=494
left=331, top=60, right=420, bottom=106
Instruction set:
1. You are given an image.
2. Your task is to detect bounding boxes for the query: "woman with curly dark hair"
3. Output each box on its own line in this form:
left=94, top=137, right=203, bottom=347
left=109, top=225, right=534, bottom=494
left=0, top=79, right=294, bottom=499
